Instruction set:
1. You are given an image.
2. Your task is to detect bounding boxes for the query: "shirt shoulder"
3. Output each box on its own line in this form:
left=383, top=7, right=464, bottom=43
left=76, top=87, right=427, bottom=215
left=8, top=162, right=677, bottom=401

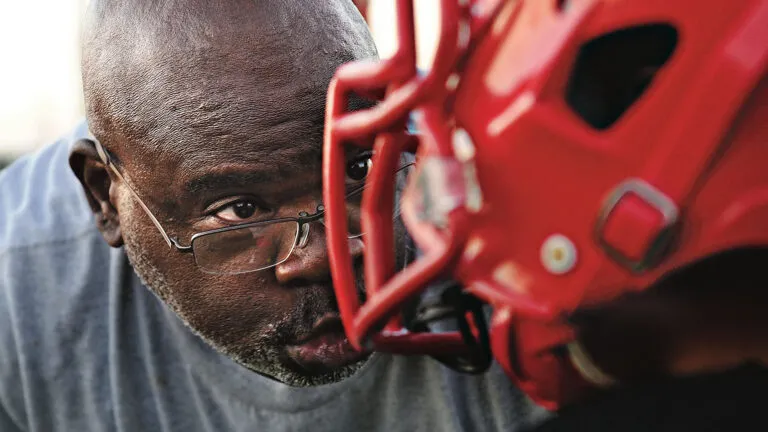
left=0, top=121, right=112, bottom=428
left=0, top=120, right=95, bottom=253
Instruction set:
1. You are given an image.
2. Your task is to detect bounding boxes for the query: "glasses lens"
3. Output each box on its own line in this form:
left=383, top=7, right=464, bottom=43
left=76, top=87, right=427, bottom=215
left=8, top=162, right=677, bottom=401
left=191, top=221, right=300, bottom=274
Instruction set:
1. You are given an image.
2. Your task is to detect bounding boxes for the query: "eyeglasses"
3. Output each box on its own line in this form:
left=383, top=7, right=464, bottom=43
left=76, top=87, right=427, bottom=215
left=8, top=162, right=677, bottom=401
left=94, top=141, right=412, bottom=275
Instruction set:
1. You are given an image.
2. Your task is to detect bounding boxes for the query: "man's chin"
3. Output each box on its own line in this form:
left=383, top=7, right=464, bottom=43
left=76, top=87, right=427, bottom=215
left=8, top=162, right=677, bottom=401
left=202, top=340, right=369, bottom=388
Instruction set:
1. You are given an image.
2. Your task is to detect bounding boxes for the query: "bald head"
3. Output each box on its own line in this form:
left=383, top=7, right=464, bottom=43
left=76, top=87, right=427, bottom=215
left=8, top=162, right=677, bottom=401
left=82, top=0, right=376, bottom=159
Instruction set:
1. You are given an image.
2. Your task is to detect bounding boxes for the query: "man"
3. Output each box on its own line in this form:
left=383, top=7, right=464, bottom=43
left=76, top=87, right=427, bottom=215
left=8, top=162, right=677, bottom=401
left=0, top=0, right=548, bottom=431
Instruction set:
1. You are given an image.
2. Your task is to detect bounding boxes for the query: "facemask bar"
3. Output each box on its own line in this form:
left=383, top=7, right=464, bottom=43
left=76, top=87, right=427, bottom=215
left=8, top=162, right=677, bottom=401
left=323, top=0, right=508, bottom=361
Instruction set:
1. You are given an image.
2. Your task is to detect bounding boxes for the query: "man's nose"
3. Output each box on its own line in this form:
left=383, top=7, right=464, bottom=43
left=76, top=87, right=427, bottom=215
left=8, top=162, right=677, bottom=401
left=274, top=222, right=364, bottom=285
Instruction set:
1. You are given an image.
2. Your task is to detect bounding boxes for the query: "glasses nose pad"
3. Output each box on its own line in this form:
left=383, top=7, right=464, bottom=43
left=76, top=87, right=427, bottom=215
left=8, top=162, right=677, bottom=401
left=297, top=223, right=311, bottom=249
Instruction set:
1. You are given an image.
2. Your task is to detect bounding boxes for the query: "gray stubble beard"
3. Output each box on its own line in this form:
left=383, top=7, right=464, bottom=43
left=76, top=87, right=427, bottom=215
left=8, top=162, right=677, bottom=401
left=119, top=197, right=372, bottom=387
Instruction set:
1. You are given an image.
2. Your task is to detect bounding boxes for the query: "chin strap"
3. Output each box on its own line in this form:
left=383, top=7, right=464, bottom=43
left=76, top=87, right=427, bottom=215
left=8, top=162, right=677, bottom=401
left=566, top=340, right=618, bottom=388
left=407, top=280, right=493, bottom=374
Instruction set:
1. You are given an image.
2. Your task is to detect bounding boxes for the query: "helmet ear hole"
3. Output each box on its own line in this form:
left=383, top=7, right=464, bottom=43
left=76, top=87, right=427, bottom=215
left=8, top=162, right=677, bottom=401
left=565, top=24, right=678, bottom=130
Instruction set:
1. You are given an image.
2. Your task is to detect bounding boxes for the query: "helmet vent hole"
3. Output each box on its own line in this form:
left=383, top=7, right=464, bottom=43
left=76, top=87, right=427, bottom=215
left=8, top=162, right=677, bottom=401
left=565, top=24, right=678, bottom=130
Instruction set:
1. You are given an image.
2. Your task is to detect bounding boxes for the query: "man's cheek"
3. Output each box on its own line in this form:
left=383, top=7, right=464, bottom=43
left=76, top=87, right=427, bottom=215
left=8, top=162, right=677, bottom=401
left=168, top=270, right=277, bottom=326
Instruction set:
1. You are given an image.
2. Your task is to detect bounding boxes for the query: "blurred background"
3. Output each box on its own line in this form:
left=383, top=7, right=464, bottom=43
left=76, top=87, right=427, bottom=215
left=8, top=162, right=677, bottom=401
left=0, top=0, right=90, bottom=169
left=0, top=0, right=437, bottom=170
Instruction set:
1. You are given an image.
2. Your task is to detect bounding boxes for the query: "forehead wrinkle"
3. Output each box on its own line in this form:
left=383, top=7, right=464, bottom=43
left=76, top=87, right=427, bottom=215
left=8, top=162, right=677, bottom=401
left=184, top=169, right=281, bottom=196
left=179, top=104, right=323, bottom=148
left=132, top=88, right=316, bottom=150
left=130, top=67, right=327, bottom=158
left=180, top=142, right=323, bottom=192
left=177, top=120, right=324, bottom=174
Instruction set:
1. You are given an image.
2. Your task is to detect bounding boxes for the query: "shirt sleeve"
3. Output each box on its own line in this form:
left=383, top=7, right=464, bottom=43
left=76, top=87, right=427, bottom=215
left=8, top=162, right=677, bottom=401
left=0, top=257, right=25, bottom=431
left=0, top=401, right=24, bottom=432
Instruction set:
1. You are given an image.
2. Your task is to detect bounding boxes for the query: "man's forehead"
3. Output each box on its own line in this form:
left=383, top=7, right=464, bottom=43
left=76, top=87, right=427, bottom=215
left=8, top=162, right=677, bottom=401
left=84, top=0, right=374, bottom=148
left=84, top=0, right=377, bottom=199
left=146, top=117, right=323, bottom=189
left=110, top=65, right=327, bottom=164
left=179, top=128, right=324, bottom=178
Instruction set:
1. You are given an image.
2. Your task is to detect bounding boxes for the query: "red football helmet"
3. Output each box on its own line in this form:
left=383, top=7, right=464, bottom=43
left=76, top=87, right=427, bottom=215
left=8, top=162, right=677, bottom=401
left=323, top=0, right=768, bottom=409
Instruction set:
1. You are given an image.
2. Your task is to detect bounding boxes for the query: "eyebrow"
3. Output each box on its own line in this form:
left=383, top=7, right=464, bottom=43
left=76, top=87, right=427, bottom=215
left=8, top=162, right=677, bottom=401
left=184, top=170, right=280, bottom=195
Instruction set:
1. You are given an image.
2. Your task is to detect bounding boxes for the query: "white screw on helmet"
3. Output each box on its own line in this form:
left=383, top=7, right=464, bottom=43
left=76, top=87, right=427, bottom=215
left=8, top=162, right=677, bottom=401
left=540, top=234, right=578, bottom=275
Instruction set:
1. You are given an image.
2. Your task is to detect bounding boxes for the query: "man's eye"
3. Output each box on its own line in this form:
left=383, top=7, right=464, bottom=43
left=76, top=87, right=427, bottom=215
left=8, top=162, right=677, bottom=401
left=215, top=200, right=260, bottom=223
left=346, top=154, right=373, bottom=182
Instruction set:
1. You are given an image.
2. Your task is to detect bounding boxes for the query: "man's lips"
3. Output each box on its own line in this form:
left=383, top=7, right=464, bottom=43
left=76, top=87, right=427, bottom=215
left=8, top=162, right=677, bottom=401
left=286, top=314, right=370, bottom=373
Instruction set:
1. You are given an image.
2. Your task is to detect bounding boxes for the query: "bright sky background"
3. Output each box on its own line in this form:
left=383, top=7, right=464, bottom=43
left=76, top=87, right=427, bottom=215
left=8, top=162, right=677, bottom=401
left=0, top=0, right=89, bottom=158
left=0, top=0, right=436, bottom=159
left=369, top=0, right=440, bottom=70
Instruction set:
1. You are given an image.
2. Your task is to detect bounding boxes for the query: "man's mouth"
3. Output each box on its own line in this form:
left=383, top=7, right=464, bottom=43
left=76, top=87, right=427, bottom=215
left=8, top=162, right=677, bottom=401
left=285, top=313, right=370, bottom=374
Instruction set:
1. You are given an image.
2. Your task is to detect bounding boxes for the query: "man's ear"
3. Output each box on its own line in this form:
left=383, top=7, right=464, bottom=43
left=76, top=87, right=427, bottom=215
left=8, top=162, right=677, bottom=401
left=69, top=138, right=124, bottom=247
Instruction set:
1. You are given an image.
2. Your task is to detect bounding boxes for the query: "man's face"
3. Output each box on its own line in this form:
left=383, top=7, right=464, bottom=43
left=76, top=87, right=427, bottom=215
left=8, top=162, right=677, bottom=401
left=74, top=0, right=396, bottom=386
left=115, top=132, right=381, bottom=386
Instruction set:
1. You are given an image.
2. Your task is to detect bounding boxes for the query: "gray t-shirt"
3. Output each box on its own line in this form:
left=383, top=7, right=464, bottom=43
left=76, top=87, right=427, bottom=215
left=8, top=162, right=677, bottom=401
left=0, top=122, right=550, bottom=431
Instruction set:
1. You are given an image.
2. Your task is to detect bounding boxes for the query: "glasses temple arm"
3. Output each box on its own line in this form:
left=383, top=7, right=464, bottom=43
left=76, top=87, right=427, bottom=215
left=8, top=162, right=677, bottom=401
left=102, top=160, right=175, bottom=249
